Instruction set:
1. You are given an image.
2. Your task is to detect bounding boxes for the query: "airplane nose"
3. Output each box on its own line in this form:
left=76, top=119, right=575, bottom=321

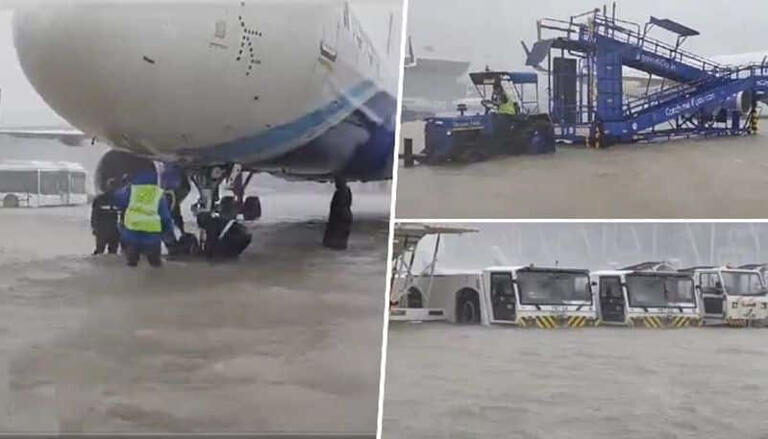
left=11, top=3, right=353, bottom=161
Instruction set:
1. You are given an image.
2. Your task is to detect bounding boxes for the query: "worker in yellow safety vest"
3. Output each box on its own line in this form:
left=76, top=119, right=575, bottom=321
left=492, top=80, right=519, bottom=116
left=498, top=96, right=519, bottom=115
left=114, top=169, right=174, bottom=267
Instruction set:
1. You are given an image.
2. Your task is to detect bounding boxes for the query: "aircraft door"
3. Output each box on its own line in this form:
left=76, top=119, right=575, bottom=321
left=599, top=276, right=625, bottom=323
left=490, top=272, right=516, bottom=321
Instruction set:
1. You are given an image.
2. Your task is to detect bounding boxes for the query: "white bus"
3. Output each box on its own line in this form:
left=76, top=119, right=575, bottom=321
left=0, top=161, right=88, bottom=208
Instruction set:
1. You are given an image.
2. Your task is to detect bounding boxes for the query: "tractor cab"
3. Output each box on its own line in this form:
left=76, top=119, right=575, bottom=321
left=739, top=263, right=768, bottom=285
left=483, top=266, right=597, bottom=328
left=592, top=262, right=701, bottom=328
left=683, top=266, right=768, bottom=326
left=468, top=70, right=540, bottom=115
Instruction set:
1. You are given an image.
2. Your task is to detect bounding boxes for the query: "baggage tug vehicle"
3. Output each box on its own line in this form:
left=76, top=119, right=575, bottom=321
left=592, top=262, right=701, bottom=328
left=682, top=266, right=768, bottom=327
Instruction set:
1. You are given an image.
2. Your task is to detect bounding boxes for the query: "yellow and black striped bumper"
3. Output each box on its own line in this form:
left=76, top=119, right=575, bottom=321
left=518, top=315, right=596, bottom=329
left=630, top=316, right=701, bottom=328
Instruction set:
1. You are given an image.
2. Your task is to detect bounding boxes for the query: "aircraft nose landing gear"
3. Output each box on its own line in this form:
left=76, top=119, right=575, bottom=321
left=188, top=165, right=254, bottom=258
left=229, top=170, right=261, bottom=221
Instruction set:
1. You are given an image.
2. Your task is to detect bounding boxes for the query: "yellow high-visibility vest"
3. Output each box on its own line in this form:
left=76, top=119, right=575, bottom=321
left=124, top=185, right=163, bottom=233
left=498, top=100, right=518, bottom=115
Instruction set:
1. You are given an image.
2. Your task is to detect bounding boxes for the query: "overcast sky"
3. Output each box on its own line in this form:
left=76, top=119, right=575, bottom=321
left=0, top=0, right=401, bottom=128
left=0, top=10, right=62, bottom=127
left=407, top=0, right=768, bottom=71
left=410, top=223, right=768, bottom=273
left=3, top=0, right=766, bottom=127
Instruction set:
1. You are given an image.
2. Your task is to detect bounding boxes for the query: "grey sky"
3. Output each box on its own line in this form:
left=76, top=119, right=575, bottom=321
left=407, top=0, right=768, bottom=71
left=410, top=223, right=768, bottom=273
left=0, top=10, right=64, bottom=127
left=0, top=0, right=402, bottom=128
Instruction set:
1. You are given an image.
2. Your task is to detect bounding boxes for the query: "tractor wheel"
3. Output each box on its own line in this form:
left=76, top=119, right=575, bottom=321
left=526, top=120, right=556, bottom=155
left=456, top=148, right=487, bottom=163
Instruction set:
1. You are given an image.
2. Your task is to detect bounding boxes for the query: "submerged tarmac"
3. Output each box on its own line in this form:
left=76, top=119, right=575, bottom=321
left=383, top=324, right=768, bottom=439
left=396, top=121, right=768, bottom=218
left=0, top=190, right=389, bottom=434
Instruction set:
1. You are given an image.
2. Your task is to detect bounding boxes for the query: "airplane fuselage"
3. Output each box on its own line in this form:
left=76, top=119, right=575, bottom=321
left=13, top=1, right=397, bottom=181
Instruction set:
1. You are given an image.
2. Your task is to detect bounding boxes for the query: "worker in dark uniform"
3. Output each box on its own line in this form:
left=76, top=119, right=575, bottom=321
left=90, top=178, right=121, bottom=255
left=197, top=212, right=252, bottom=259
left=323, top=176, right=353, bottom=250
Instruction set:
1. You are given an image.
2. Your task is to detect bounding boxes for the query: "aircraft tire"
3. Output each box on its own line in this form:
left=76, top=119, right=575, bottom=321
left=242, top=196, right=261, bottom=221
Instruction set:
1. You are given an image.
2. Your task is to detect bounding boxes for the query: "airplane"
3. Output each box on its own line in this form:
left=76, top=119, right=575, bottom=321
left=400, top=37, right=472, bottom=120
left=2, top=0, right=400, bottom=244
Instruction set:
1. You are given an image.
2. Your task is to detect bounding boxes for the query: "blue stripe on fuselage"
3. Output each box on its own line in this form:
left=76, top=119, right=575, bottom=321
left=182, top=80, right=385, bottom=164
left=339, top=90, right=396, bottom=180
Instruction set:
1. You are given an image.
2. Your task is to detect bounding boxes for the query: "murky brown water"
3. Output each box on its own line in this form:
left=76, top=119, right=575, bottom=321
left=396, top=121, right=768, bottom=218
left=0, top=201, right=389, bottom=434
left=383, top=323, right=768, bottom=439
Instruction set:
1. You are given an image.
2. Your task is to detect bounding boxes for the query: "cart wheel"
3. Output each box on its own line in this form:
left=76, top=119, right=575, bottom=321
left=406, top=288, right=424, bottom=308
left=456, top=289, right=481, bottom=324
left=2, top=194, right=19, bottom=208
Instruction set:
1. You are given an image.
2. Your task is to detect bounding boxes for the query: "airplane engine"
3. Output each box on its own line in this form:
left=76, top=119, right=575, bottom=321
left=94, top=150, right=156, bottom=193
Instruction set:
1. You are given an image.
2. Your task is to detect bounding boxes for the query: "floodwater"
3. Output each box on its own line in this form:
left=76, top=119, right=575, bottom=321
left=383, top=323, right=768, bottom=439
left=0, top=190, right=389, bottom=434
left=396, top=121, right=768, bottom=218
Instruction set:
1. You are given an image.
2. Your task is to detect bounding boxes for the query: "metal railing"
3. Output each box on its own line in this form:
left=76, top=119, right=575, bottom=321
left=624, top=64, right=768, bottom=116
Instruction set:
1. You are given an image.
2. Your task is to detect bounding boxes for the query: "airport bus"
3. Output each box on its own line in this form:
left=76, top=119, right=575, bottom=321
left=0, top=161, right=88, bottom=208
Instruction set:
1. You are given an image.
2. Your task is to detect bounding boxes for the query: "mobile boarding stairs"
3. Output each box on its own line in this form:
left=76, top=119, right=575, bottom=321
left=526, top=5, right=768, bottom=147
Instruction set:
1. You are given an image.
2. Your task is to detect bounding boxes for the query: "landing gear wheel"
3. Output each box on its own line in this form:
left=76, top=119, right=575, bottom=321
left=242, top=196, right=261, bottom=221
left=219, top=196, right=238, bottom=219
left=2, top=194, right=19, bottom=208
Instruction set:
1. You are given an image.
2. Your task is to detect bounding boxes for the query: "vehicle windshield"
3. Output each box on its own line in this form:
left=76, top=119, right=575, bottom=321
left=477, top=79, right=518, bottom=103
left=516, top=271, right=590, bottom=305
left=721, top=271, right=765, bottom=296
left=626, top=275, right=695, bottom=308
left=0, top=170, right=38, bottom=193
